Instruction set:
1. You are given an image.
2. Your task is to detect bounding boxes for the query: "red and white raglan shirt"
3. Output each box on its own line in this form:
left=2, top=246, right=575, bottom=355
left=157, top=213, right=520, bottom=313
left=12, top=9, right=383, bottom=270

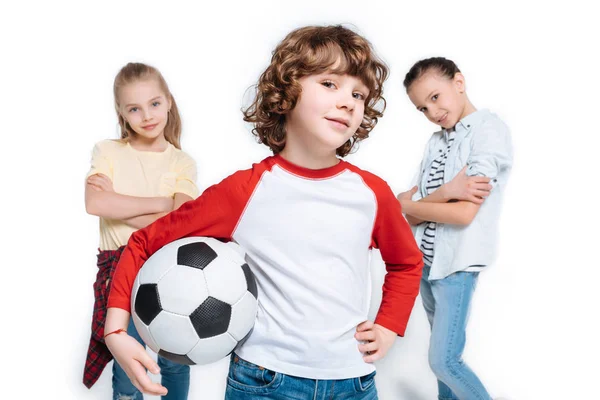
left=108, top=155, right=423, bottom=379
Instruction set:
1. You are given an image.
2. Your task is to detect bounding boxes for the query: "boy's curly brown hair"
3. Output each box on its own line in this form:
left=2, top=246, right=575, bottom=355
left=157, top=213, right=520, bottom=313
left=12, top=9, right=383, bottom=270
left=243, top=25, right=389, bottom=157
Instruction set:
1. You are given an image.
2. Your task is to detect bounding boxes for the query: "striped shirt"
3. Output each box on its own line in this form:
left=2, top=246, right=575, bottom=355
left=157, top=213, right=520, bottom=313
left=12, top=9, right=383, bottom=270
left=420, top=129, right=455, bottom=266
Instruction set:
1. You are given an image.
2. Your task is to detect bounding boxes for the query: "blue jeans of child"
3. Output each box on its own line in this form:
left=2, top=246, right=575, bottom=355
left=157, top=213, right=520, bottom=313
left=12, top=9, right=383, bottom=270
left=421, top=266, right=492, bottom=400
left=112, top=318, right=190, bottom=400
left=225, top=353, right=378, bottom=399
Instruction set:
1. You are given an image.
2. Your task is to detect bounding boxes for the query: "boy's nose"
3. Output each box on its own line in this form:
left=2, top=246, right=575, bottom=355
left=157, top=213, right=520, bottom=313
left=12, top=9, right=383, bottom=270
left=336, top=94, right=355, bottom=111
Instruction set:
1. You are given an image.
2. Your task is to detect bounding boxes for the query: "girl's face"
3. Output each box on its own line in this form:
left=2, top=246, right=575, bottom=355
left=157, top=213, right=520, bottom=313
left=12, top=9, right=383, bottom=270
left=285, top=72, right=368, bottom=156
left=119, top=79, right=171, bottom=142
left=407, top=71, right=467, bottom=130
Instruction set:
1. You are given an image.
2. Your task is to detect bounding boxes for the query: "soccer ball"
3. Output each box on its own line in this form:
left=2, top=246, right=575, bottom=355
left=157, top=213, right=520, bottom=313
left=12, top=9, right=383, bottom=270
left=131, top=236, right=258, bottom=365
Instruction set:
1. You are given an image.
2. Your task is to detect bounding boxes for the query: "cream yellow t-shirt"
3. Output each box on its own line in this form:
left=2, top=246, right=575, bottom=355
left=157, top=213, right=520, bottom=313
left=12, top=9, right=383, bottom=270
left=86, top=139, right=200, bottom=251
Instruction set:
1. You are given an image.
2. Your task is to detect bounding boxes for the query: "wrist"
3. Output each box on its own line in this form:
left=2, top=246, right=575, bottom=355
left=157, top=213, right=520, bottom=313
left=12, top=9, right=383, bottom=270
left=402, top=199, right=414, bottom=213
left=438, top=185, right=450, bottom=201
left=160, top=197, right=173, bottom=212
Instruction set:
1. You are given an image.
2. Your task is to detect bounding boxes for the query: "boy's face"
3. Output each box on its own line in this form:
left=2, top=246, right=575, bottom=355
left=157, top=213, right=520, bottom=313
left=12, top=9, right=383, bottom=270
left=119, top=79, right=171, bottom=140
left=286, top=72, right=368, bottom=154
left=408, top=72, right=466, bottom=129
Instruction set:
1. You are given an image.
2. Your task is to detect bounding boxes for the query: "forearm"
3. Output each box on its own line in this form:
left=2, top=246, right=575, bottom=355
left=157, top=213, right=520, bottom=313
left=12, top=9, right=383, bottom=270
left=403, top=187, right=449, bottom=226
left=105, top=307, right=131, bottom=334
left=375, top=260, right=423, bottom=336
left=121, top=194, right=193, bottom=229
left=402, top=200, right=478, bottom=225
left=86, top=187, right=171, bottom=220
left=123, top=212, right=168, bottom=229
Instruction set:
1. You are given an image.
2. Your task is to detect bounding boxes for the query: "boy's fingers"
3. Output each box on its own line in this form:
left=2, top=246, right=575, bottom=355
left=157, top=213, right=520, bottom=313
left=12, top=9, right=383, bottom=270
left=136, top=350, right=160, bottom=374
left=363, top=349, right=383, bottom=363
left=356, top=320, right=374, bottom=332
left=358, top=341, right=379, bottom=353
left=130, top=362, right=167, bottom=396
left=355, top=330, right=376, bottom=341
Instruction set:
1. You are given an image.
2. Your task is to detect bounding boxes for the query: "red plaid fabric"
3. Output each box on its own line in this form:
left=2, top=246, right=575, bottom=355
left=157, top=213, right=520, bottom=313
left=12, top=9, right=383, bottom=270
left=83, top=246, right=126, bottom=389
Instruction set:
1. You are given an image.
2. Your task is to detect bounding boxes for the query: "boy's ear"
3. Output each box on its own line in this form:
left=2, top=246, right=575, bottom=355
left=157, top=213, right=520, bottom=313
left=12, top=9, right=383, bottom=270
left=453, top=72, right=466, bottom=93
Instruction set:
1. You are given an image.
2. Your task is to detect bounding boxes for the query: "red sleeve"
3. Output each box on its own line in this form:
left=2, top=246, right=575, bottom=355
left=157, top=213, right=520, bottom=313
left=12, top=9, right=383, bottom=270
left=362, top=173, right=424, bottom=336
left=107, top=165, right=263, bottom=312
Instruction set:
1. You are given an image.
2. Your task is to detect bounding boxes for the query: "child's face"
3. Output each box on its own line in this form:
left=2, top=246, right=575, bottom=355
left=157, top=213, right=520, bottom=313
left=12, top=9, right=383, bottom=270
left=119, top=79, right=171, bottom=141
left=286, top=72, right=368, bottom=155
left=408, top=71, right=466, bottom=129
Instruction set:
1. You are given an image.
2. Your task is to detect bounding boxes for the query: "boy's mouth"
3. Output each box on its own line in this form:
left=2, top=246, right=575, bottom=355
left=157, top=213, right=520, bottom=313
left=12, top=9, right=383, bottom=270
left=325, top=117, right=350, bottom=128
left=437, top=113, right=448, bottom=124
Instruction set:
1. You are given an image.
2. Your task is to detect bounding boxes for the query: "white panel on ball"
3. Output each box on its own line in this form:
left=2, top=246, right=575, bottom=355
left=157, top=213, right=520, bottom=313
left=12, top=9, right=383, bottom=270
left=212, top=240, right=247, bottom=264
left=149, top=312, right=200, bottom=355
left=157, top=265, right=209, bottom=315
left=131, top=272, right=141, bottom=317
left=228, top=291, right=259, bottom=341
left=187, top=332, right=238, bottom=364
left=203, top=258, right=248, bottom=305
left=138, top=245, right=178, bottom=285
left=132, top=311, right=160, bottom=353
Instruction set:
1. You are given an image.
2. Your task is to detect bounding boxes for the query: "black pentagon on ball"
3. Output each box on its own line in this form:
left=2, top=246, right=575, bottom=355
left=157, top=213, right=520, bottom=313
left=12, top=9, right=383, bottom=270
left=134, top=284, right=162, bottom=325
left=177, top=242, right=218, bottom=270
left=158, top=349, right=195, bottom=366
left=189, top=296, right=232, bottom=338
left=241, top=263, right=258, bottom=298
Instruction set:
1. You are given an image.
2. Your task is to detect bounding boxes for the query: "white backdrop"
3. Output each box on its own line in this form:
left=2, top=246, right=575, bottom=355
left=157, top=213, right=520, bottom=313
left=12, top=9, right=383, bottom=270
left=1, top=1, right=597, bottom=399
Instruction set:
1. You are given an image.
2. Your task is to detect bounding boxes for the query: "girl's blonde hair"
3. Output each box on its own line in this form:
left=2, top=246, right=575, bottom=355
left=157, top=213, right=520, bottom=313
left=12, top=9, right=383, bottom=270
left=113, top=62, right=182, bottom=149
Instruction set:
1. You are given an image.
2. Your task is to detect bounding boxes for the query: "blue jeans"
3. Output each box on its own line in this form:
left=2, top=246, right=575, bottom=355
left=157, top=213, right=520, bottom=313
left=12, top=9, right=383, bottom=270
left=225, top=354, right=378, bottom=399
left=421, top=266, right=492, bottom=400
left=112, top=318, right=190, bottom=400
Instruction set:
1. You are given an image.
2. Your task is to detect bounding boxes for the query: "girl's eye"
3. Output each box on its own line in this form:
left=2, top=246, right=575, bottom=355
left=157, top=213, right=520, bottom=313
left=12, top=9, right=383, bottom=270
left=322, top=81, right=336, bottom=89
left=353, top=92, right=365, bottom=100
left=432, top=94, right=438, bottom=101
left=152, top=101, right=160, bottom=107
left=129, top=107, right=138, bottom=113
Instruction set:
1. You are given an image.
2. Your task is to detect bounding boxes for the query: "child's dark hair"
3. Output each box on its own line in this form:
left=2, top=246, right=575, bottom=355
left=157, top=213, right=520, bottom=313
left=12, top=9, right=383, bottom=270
left=243, top=25, right=389, bottom=157
left=403, top=57, right=461, bottom=92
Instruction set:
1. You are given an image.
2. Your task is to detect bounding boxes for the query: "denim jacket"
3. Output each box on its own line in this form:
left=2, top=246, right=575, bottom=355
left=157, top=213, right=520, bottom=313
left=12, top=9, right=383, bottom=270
left=411, top=109, right=513, bottom=280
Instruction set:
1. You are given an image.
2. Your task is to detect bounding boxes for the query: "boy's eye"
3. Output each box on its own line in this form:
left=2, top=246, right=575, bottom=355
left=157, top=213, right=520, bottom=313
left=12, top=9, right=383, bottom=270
left=432, top=94, right=438, bottom=101
left=419, top=107, right=427, bottom=113
left=321, top=80, right=336, bottom=89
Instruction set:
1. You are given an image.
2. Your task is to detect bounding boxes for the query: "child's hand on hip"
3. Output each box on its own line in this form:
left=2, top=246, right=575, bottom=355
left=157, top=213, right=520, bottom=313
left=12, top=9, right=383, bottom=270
left=355, top=320, right=397, bottom=363
left=105, top=332, right=168, bottom=396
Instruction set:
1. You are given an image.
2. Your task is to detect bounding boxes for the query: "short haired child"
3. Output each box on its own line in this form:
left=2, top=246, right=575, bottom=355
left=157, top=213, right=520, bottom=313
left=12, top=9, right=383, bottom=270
left=397, top=57, right=513, bottom=400
left=105, top=26, right=423, bottom=399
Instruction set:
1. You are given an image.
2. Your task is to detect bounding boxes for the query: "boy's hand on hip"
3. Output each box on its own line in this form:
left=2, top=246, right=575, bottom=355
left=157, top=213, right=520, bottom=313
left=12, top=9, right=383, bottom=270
left=105, top=332, right=167, bottom=396
left=355, top=320, right=397, bottom=363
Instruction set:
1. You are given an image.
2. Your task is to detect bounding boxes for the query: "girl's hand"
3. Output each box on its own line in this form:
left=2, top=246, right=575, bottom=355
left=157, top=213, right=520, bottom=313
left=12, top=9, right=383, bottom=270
left=396, top=186, right=418, bottom=207
left=442, top=166, right=492, bottom=204
left=87, top=173, right=114, bottom=192
left=105, top=332, right=168, bottom=396
left=355, top=320, right=397, bottom=363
